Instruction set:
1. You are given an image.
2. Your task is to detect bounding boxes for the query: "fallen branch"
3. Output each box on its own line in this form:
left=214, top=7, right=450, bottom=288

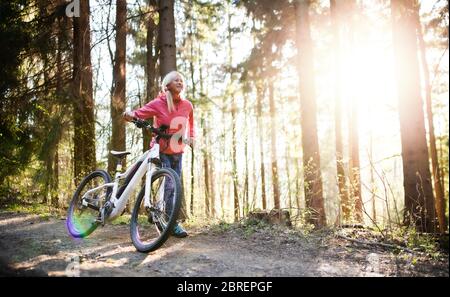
left=336, top=234, right=419, bottom=254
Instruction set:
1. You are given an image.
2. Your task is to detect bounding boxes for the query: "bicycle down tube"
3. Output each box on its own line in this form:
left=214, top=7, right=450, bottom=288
left=106, top=143, right=160, bottom=220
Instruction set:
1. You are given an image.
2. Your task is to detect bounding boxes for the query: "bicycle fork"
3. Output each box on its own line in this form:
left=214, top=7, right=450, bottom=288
left=144, top=162, right=161, bottom=213
left=144, top=162, right=165, bottom=224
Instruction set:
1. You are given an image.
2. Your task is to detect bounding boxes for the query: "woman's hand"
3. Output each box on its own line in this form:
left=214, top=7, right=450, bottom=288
left=122, top=111, right=135, bottom=122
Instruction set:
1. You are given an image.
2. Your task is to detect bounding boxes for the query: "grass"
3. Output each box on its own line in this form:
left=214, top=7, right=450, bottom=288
left=3, top=202, right=62, bottom=220
left=209, top=220, right=234, bottom=233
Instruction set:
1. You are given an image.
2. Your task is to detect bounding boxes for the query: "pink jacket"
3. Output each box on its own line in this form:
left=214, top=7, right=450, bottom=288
left=132, top=92, right=195, bottom=154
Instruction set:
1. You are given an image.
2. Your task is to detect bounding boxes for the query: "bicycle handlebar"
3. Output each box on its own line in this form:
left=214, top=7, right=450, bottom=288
left=131, top=118, right=173, bottom=139
left=131, top=118, right=192, bottom=147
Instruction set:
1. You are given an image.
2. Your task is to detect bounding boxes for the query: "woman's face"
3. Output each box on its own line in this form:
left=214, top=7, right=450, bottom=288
left=166, top=75, right=184, bottom=95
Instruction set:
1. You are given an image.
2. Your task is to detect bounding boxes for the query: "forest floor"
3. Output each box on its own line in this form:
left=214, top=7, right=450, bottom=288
left=0, top=210, right=448, bottom=277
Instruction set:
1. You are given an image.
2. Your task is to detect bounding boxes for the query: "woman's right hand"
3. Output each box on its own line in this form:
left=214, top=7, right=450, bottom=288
left=122, top=111, right=135, bottom=122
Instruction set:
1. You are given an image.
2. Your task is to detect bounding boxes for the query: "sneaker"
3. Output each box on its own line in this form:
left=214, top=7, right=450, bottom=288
left=172, top=223, right=188, bottom=238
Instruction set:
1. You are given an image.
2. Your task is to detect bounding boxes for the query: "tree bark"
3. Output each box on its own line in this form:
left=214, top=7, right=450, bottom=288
left=391, top=0, right=437, bottom=232
left=268, top=79, right=281, bottom=209
left=231, top=90, right=239, bottom=221
left=414, top=2, right=447, bottom=233
left=369, top=114, right=376, bottom=224
left=144, top=6, right=158, bottom=152
left=227, top=9, right=240, bottom=222
left=73, top=0, right=96, bottom=183
left=52, top=146, right=59, bottom=207
left=256, top=84, right=267, bottom=210
left=330, top=0, right=350, bottom=223
left=347, top=0, right=363, bottom=224
left=108, top=0, right=127, bottom=174
left=349, top=89, right=363, bottom=223
left=243, top=89, right=250, bottom=216
left=295, top=0, right=326, bottom=228
left=158, top=0, right=176, bottom=77
left=189, top=16, right=195, bottom=216
left=209, top=149, right=216, bottom=218
left=202, top=116, right=211, bottom=217
left=285, top=141, right=292, bottom=210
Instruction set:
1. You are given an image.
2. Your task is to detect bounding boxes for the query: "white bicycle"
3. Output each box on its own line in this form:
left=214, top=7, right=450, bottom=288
left=66, top=119, right=183, bottom=252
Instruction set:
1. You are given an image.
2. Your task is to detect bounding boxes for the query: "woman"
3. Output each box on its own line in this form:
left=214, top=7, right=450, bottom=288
left=123, top=71, right=195, bottom=238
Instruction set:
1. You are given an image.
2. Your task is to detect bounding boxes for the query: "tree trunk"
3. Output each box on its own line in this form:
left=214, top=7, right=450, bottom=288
left=285, top=141, right=292, bottom=210
left=295, top=157, right=301, bottom=211
left=178, top=173, right=188, bottom=221
left=391, top=0, right=437, bottom=233
left=202, top=116, right=211, bottom=217
left=209, top=149, right=216, bottom=218
left=256, top=84, right=267, bottom=210
left=369, top=127, right=376, bottom=224
left=227, top=9, right=240, bottom=222
left=52, top=146, right=59, bottom=207
left=189, top=18, right=195, bottom=217
left=243, top=89, right=249, bottom=216
left=346, top=0, right=363, bottom=224
left=144, top=7, right=158, bottom=152
left=414, top=3, right=447, bottom=233
left=198, top=51, right=214, bottom=218
left=158, top=0, right=187, bottom=219
left=158, top=0, right=176, bottom=77
left=295, top=0, right=326, bottom=228
left=73, top=0, right=96, bottom=183
left=349, top=91, right=363, bottom=223
left=252, top=129, right=258, bottom=211
left=190, top=148, right=195, bottom=216
left=231, top=101, right=240, bottom=222
left=220, top=163, right=226, bottom=219
left=268, top=79, right=281, bottom=209
left=330, top=0, right=350, bottom=224
left=108, top=0, right=127, bottom=174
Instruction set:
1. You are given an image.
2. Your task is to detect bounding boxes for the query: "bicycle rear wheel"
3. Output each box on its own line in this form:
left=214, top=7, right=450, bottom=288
left=66, top=170, right=112, bottom=238
left=130, top=167, right=182, bottom=253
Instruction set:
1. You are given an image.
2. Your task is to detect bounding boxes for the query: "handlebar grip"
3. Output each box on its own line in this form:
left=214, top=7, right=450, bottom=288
left=132, top=118, right=152, bottom=129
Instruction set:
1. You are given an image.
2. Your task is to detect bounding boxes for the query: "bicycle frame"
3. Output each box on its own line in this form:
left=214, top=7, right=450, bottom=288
left=81, top=143, right=162, bottom=222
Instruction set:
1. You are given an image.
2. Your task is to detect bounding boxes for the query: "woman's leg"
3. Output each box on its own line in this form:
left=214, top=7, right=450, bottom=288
left=159, top=153, right=175, bottom=216
left=159, top=153, right=187, bottom=237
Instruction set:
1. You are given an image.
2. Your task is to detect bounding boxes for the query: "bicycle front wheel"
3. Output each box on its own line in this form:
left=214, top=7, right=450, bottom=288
left=130, top=167, right=182, bottom=253
left=66, top=170, right=112, bottom=238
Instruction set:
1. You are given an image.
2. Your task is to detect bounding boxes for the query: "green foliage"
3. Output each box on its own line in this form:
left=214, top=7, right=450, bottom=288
left=404, top=228, right=439, bottom=253
left=112, top=214, right=131, bottom=225
left=0, top=0, right=72, bottom=195
left=0, top=0, right=32, bottom=96
left=0, top=119, right=37, bottom=185
left=3, top=201, right=56, bottom=219
left=0, top=0, right=36, bottom=185
left=240, top=217, right=271, bottom=237
left=210, top=220, right=233, bottom=233
left=423, top=0, right=449, bottom=48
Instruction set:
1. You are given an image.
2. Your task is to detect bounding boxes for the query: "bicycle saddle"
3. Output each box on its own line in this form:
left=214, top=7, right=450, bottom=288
left=110, top=150, right=131, bottom=159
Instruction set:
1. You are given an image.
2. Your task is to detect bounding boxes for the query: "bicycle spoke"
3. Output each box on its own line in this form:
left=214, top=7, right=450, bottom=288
left=67, top=171, right=111, bottom=238
left=131, top=168, right=181, bottom=252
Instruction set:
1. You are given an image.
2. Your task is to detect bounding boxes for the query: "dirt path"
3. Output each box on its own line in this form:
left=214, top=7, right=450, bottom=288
left=0, top=211, right=448, bottom=277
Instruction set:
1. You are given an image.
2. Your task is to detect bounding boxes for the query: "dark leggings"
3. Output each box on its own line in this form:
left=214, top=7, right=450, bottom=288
left=159, top=153, right=182, bottom=216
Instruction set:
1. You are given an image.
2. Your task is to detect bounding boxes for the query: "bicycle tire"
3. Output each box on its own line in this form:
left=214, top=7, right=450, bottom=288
left=130, top=167, right=182, bottom=253
left=66, top=170, right=112, bottom=238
